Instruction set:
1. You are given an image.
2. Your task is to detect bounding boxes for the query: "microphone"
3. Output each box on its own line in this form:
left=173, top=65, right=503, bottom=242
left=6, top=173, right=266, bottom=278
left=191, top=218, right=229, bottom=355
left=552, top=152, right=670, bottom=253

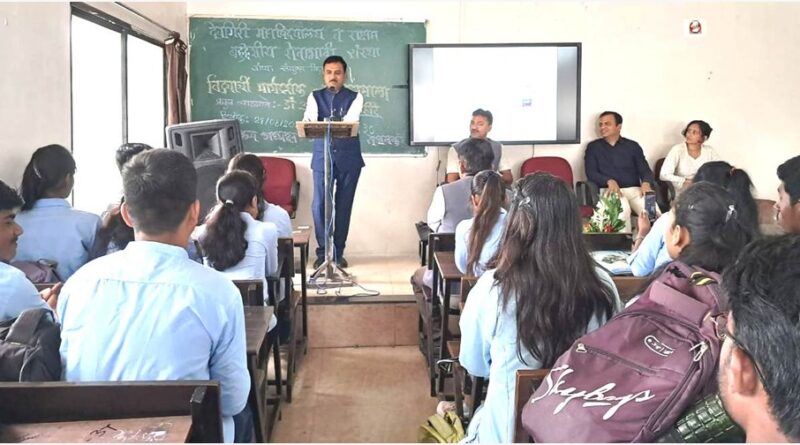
left=328, top=86, right=340, bottom=121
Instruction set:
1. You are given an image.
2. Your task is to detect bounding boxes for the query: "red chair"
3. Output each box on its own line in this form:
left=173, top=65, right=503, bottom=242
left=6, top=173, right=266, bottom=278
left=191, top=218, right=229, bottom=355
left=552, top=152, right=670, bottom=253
left=520, top=157, right=594, bottom=218
left=259, top=156, right=300, bottom=218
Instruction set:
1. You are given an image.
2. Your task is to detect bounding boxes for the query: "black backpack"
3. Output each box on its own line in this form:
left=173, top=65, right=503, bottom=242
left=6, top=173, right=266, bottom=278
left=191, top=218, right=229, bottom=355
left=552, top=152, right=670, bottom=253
left=0, top=308, right=62, bottom=381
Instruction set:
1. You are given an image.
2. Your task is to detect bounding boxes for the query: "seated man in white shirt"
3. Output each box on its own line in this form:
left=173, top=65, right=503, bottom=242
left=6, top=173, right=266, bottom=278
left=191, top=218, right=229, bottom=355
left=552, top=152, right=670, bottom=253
left=0, top=180, right=58, bottom=320
left=445, top=109, right=513, bottom=186
left=57, top=149, right=249, bottom=443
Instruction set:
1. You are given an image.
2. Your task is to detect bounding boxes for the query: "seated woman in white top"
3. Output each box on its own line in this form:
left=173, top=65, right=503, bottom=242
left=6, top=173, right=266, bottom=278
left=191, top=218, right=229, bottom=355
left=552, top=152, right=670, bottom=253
left=14, top=144, right=101, bottom=281
left=458, top=173, right=621, bottom=444
left=660, top=120, right=720, bottom=195
left=227, top=154, right=293, bottom=238
left=194, top=170, right=279, bottom=330
left=454, top=170, right=507, bottom=277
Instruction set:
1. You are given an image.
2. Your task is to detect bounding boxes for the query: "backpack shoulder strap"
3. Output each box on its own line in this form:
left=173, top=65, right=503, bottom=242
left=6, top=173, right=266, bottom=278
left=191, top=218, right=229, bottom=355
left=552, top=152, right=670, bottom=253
left=6, top=309, right=52, bottom=344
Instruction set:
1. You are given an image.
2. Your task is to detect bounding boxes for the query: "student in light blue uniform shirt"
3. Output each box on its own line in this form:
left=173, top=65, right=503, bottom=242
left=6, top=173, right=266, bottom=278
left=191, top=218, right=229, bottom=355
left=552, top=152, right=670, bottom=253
left=0, top=180, right=57, bottom=320
left=227, top=153, right=293, bottom=238
left=58, top=150, right=249, bottom=443
left=454, top=171, right=507, bottom=278
left=194, top=170, right=280, bottom=329
left=627, top=211, right=673, bottom=276
left=14, top=145, right=100, bottom=281
left=458, top=174, right=620, bottom=443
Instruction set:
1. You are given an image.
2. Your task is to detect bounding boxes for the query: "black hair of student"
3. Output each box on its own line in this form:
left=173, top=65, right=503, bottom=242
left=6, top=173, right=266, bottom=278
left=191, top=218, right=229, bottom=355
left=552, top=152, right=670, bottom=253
left=115, top=143, right=153, bottom=171
left=90, top=201, right=135, bottom=259
left=472, top=108, right=493, bottom=126
left=323, top=55, right=347, bottom=71
left=599, top=111, right=623, bottom=125
left=722, top=234, right=800, bottom=441
left=201, top=170, right=259, bottom=271
left=681, top=120, right=713, bottom=139
left=466, top=170, right=505, bottom=275
left=777, top=155, right=800, bottom=204
left=122, top=149, right=197, bottom=235
left=228, top=153, right=267, bottom=219
left=0, top=180, right=24, bottom=213
left=673, top=181, right=757, bottom=273
left=693, top=161, right=759, bottom=234
left=20, top=144, right=76, bottom=211
left=493, top=173, right=616, bottom=367
left=459, top=138, right=494, bottom=175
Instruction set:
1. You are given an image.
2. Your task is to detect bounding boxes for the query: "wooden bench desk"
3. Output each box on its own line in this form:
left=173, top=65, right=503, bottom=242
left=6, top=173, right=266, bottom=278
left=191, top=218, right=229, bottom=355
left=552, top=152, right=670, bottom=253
left=611, top=275, right=649, bottom=304
left=244, top=306, right=279, bottom=443
left=0, top=381, right=222, bottom=443
left=292, top=228, right=310, bottom=352
left=432, top=251, right=464, bottom=385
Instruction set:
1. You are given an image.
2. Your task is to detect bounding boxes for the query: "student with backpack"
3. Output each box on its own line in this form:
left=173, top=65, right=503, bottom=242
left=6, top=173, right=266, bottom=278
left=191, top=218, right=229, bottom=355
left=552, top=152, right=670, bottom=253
left=628, top=160, right=759, bottom=277
left=227, top=154, right=293, bottom=238
left=14, top=144, right=101, bottom=281
left=453, top=170, right=507, bottom=278
left=458, top=173, right=621, bottom=443
left=523, top=181, right=757, bottom=442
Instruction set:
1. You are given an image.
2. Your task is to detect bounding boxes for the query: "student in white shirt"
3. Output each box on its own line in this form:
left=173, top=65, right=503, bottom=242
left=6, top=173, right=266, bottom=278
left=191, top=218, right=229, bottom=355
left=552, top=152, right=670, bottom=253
left=14, top=144, right=100, bottom=281
left=660, top=120, right=720, bottom=194
left=227, top=154, right=292, bottom=238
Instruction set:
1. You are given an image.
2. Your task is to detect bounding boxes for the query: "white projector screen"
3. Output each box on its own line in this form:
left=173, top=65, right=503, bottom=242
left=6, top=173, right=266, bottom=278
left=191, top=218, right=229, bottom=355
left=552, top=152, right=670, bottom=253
left=409, top=43, right=581, bottom=145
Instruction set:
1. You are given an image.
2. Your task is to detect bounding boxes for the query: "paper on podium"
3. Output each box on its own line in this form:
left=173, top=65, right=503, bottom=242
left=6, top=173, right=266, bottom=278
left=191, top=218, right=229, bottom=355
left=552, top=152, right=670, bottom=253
left=295, top=121, right=359, bottom=139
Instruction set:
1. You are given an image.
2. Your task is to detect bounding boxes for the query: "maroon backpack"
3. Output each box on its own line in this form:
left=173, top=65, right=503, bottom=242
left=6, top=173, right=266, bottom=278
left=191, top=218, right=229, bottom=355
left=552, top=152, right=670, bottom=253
left=522, top=261, right=727, bottom=443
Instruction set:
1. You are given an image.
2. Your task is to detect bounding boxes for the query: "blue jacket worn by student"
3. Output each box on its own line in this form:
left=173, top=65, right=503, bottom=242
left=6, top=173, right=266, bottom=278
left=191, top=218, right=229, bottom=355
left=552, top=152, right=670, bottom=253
left=303, top=76, right=364, bottom=264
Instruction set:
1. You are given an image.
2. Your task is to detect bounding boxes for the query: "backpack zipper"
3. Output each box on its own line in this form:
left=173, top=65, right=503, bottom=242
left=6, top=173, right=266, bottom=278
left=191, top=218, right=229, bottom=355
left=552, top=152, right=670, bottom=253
left=575, top=342, right=656, bottom=376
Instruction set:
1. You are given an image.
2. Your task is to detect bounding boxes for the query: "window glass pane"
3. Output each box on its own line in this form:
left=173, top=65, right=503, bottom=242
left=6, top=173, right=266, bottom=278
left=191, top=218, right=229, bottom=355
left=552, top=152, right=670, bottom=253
left=128, top=35, right=165, bottom=147
left=71, top=15, right=123, bottom=216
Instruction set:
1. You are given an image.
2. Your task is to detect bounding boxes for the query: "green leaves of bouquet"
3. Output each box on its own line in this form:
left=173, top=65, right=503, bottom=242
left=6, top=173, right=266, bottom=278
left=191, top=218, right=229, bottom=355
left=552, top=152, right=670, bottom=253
left=585, top=193, right=626, bottom=233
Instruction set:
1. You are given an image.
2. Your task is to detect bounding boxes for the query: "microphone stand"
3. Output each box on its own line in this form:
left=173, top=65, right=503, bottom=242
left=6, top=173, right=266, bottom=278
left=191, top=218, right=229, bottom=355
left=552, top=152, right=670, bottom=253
left=310, top=87, right=353, bottom=286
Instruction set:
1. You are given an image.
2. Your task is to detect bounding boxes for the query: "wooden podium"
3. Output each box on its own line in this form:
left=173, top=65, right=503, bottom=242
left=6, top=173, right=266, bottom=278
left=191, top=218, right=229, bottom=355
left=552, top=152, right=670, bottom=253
left=295, top=120, right=359, bottom=285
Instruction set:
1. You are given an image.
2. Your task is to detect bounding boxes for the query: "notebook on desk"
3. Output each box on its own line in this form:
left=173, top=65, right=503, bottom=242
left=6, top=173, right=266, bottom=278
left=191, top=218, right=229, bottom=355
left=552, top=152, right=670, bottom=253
left=590, top=250, right=632, bottom=276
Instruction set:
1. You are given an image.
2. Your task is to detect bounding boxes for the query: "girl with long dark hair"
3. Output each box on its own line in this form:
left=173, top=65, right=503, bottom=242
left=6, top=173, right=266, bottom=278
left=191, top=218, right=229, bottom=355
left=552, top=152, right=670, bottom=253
left=227, top=154, right=292, bottom=238
left=629, top=160, right=759, bottom=276
left=15, top=144, right=101, bottom=280
left=194, top=170, right=279, bottom=309
left=454, top=170, right=507, bottom=277
left=459, top=173, right=620, bottom=443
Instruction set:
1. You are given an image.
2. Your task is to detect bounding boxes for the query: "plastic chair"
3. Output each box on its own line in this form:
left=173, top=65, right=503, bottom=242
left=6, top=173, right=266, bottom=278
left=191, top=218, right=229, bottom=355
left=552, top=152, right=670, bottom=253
left=259, top=156, right=300, bottom=218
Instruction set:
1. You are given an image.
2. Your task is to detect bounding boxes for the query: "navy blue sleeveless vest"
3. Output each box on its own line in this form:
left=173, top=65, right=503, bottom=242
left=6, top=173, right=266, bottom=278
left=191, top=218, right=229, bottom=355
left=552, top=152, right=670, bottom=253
left=311, top=87, right=364, bottom=172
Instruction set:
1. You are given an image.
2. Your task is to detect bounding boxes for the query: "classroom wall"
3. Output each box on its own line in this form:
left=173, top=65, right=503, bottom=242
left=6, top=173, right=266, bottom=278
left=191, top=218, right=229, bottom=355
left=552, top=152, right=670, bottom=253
left=187, top=0, right=800, bottom=256
left=2, top=2, right=797, bottom=257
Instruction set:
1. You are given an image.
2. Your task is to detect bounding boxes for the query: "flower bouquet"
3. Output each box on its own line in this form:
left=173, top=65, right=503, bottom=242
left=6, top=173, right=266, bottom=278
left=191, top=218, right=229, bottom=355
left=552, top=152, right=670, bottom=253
left=584, top=192, right=626, bottom=233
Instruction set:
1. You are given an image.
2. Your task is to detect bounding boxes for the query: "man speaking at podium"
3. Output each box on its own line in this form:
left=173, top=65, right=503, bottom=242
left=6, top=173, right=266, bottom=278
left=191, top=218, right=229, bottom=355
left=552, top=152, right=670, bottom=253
left=302, top=55, right=364, bottom=269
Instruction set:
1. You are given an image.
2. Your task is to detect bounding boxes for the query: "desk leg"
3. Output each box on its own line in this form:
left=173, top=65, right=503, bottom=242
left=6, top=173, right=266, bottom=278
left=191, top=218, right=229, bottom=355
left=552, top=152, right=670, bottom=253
left=438, top=283, right=451, bottom=394
left=429, top=262, right=441, bottom=397
left=300, top=245, right=308, bottom=354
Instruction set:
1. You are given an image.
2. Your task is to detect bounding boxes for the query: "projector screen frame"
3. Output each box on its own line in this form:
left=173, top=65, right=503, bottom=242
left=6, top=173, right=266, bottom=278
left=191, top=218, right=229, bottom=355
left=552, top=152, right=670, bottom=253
left=408, top=42, right=582, bottom=146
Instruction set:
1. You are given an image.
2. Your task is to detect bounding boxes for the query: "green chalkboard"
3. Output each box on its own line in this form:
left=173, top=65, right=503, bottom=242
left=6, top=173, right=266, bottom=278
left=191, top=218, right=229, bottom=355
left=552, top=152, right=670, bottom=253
left=188, top=17, right=426, bottom=155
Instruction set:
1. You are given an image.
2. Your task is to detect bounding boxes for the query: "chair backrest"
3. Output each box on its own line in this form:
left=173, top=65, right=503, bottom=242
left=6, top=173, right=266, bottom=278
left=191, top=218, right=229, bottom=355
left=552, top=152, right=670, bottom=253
left=520, top=157, right=574, bottom=186
left=259, top=156, right=297, bottom=215
left=233, top=279, right=265, bottom=306
left=653, top=157, right=674, bottom=212
left=0, top=380, right=222, bottom=443
left=426, top=232, right=456, bottom=270
left=513, top=369, right=550, bottom=443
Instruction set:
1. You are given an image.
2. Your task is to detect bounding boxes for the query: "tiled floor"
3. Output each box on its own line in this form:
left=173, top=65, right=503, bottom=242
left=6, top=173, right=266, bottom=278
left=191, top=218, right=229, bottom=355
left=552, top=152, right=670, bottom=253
left=272, top=346, right=437, bottom=443
left=303, top=255, right=421, bottom=298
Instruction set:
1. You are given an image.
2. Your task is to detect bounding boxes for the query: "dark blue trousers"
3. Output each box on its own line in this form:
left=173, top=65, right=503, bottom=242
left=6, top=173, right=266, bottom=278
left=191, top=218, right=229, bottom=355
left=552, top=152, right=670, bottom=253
left=312, top=165, right=361, bottom=261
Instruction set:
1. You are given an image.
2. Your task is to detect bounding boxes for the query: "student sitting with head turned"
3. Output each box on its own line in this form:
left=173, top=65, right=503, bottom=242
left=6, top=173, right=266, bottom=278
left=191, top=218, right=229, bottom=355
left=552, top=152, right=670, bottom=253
left=775, top=154, right=800, bottom=234
left=91, top=142, right=153, bottom=258
left=628, top=161, right=759, bottom=277
left=458, top=173, right=621, bottom=443
left=717, top=234, right=800, bottom=443
left=14, top=144, right=101, bottom=281
left=58, top=149, right=249, bottom=443
left=454, top=170, right=507, bottom=277
left=193, top=170, right=279, bottom=328
left=227, top=153, right=292, bottom=238
left=0, top=180, right=59, bottom=320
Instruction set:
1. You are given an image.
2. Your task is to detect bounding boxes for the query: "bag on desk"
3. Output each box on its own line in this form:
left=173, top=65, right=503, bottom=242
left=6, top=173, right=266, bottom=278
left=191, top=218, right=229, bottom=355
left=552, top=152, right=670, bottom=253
left=11, top=259, right=61, bottom=284
left=0, top=308, right=62, bottom=381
